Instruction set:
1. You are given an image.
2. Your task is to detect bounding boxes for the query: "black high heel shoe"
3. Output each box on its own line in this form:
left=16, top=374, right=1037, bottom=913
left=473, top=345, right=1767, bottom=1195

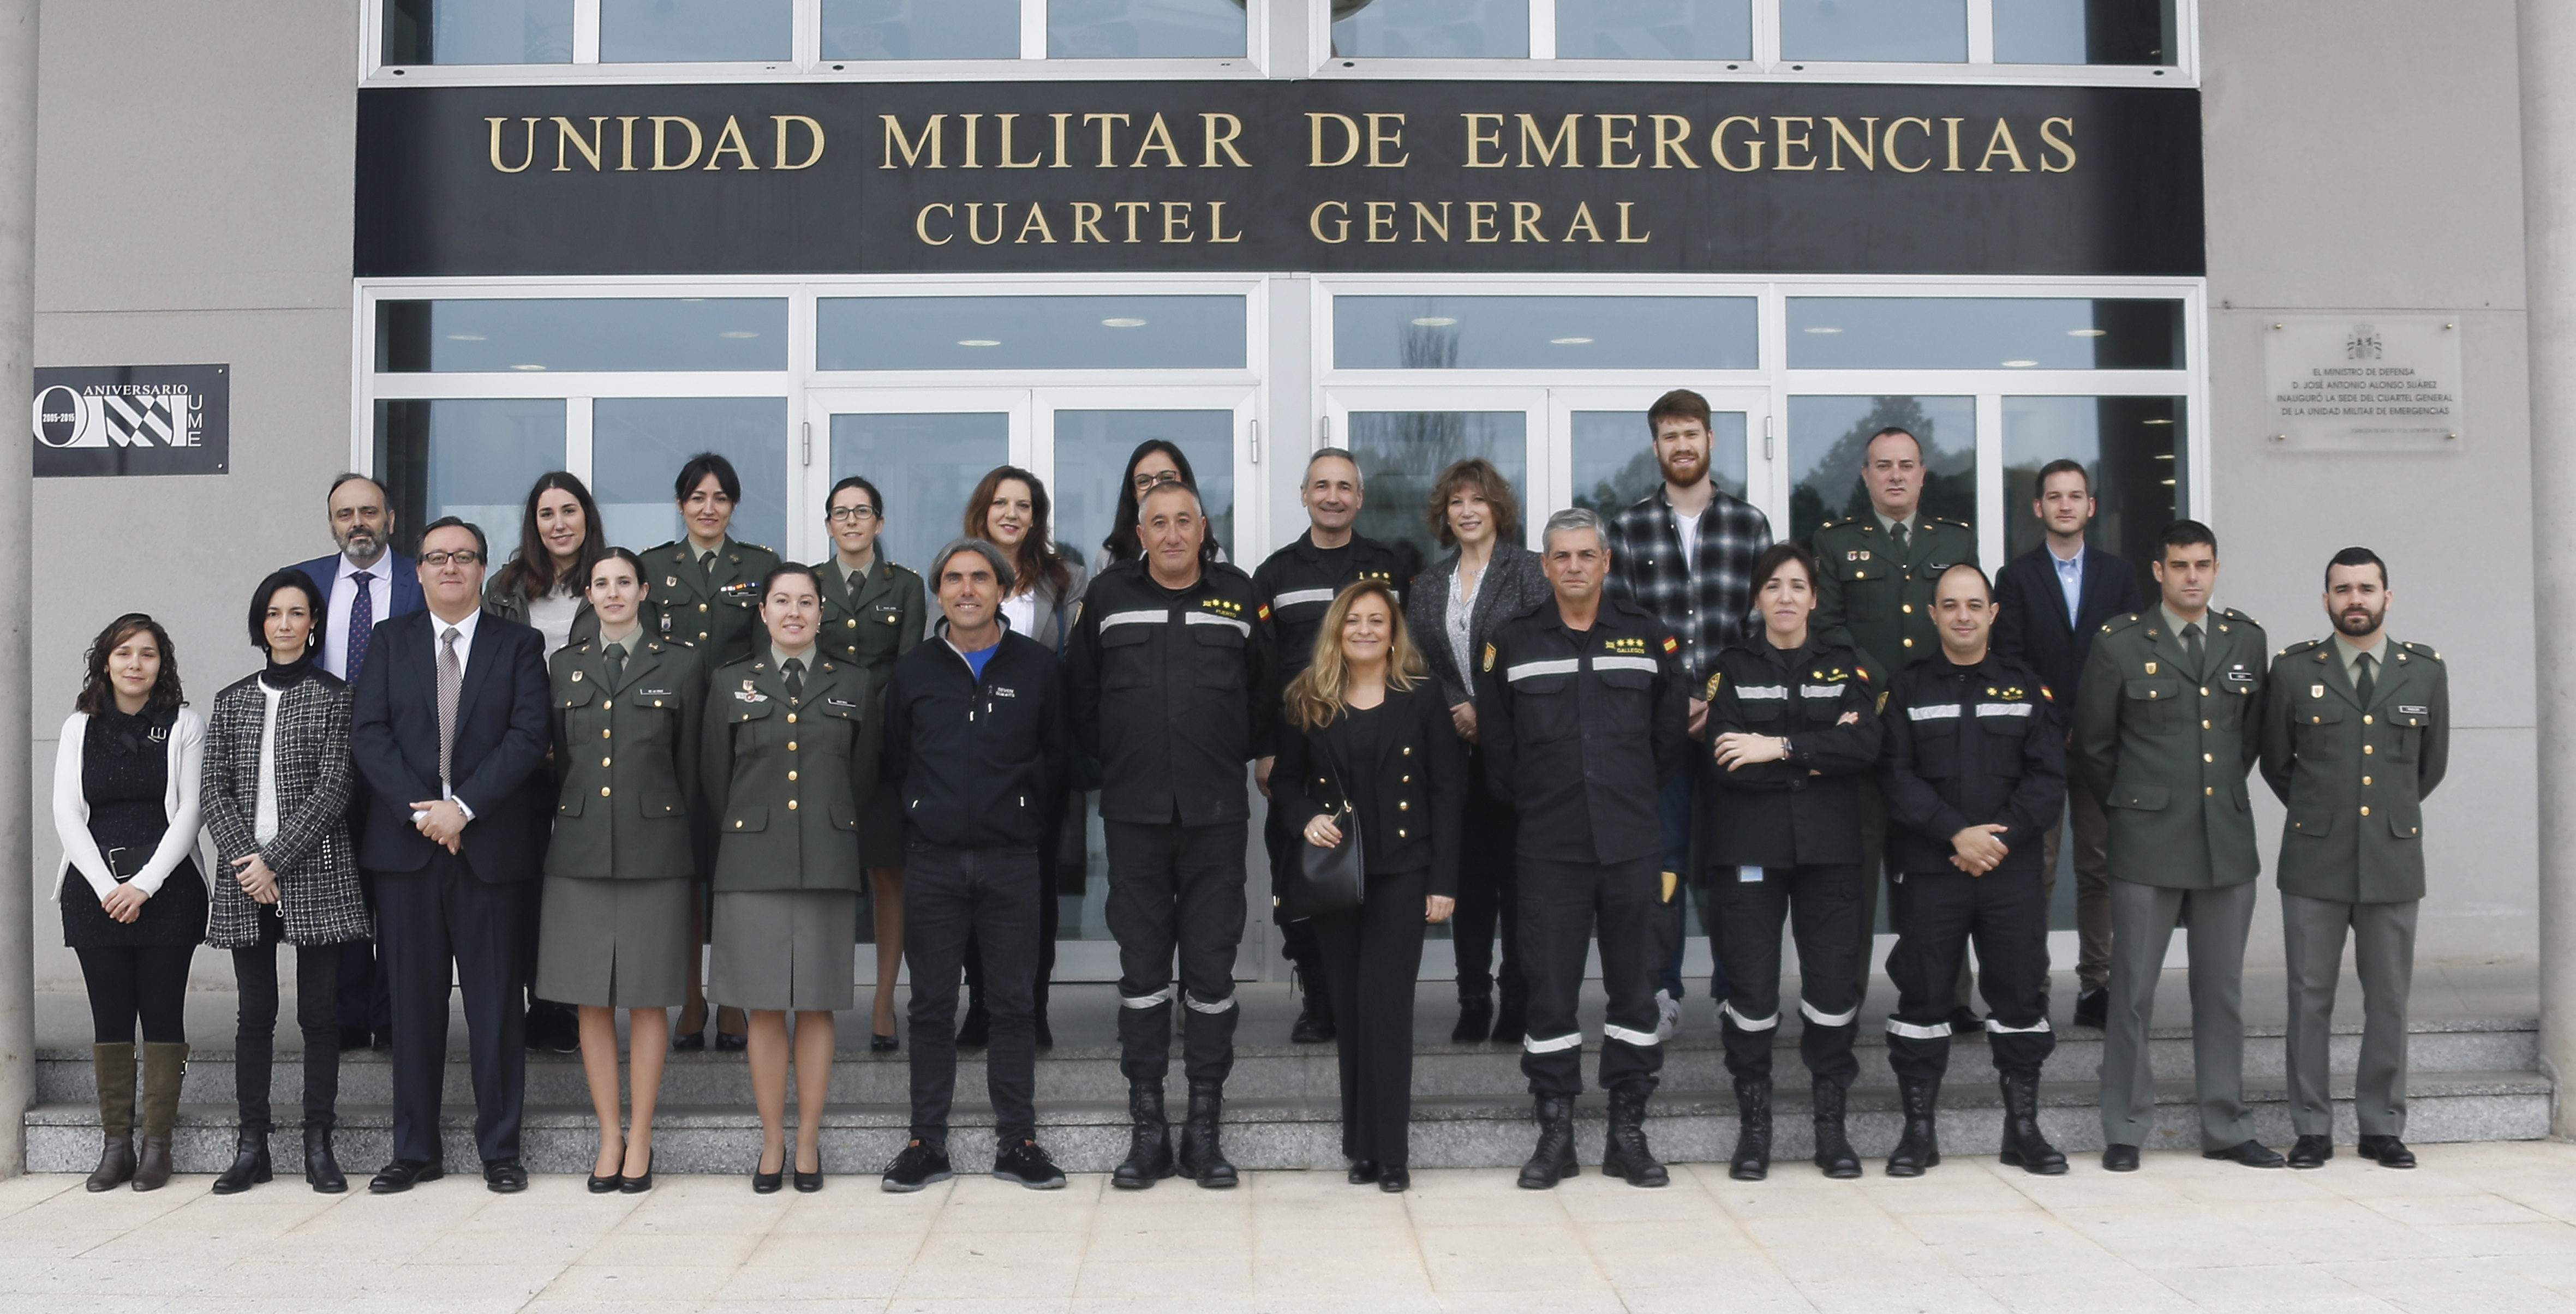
left=794, top=1160, right=824, bottom=1193
left=752, top=1148, right=784, bottom=1194
left=588, top=1138, right=625, bottom=1193
left=715, top=1030, right=748, bottom=1053
left=619, top=1151, right=654, bottom=1194
left=671, top=1012, right=708, bottom=1052
left=869, top=1029, right=899, bottom=1053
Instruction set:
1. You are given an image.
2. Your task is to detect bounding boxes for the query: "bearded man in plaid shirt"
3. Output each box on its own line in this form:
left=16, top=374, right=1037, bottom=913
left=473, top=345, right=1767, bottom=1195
left=1604, top=389, right=1774, bottom=1038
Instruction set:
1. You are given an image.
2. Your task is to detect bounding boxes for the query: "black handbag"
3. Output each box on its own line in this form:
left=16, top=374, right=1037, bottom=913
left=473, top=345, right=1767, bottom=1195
left=1282, top=752, right=1366, bottom=920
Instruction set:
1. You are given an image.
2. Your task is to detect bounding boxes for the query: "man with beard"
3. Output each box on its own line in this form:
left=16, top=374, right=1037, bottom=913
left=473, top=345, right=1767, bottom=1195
left=2260, top=547, right=2448, bottom=1170
left=1604, top=390, right=1772, bottom=1039
left=1253, top=448, right=1408, bottom=1045
left=291, top=473, right=425, bottom=1053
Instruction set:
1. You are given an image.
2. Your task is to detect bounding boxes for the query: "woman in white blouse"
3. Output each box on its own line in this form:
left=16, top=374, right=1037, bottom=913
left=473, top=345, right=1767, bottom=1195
left=483, top=470, right=606, bottom=656
left=200, top=571, right=368, bottom=1195
left=52, top=613, right=209, bottom=1192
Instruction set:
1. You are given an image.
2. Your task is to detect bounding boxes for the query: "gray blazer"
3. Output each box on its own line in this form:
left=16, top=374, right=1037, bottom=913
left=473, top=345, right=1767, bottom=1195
left=200, top=669, right=370, bottom=949
left=1404, top=542, right=1552, bottom=708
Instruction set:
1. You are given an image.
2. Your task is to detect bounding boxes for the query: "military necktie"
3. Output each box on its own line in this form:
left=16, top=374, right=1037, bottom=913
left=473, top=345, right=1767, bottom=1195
left=604, top=641, right=626, bottom=685
left=2182, top=622, right=2204, bottom=675
left=1891, top=520, right=1910, bottom=555
left=2355, top=652, right=2376, bottom=706
left=783, top=656, right=804, bottom=701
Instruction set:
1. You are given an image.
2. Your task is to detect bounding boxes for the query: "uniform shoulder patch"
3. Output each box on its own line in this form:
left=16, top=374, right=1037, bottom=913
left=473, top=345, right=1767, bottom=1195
left=1661, top=635, right=1679, bottom=654
left=2223, top=607, right=2257, bottom=627
left=1256, top=603, right=1270, bottom=621
left=2401, top=640, right=2444, bottom=663
left=2040, top=683, right=2054, bottom=701
left=1481, top=643, right=1497, bottom=673
left=1705, top=671, right=1723, bottom=699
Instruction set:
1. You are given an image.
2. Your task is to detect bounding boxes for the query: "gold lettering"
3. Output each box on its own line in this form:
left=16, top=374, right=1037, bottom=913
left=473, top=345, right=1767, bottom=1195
left=1411, top=201, right=1452, bottom=242
left=1943, top=117, right=1966, bottom=171
left=1885, top=117, right=1932, bottom=173
left=1200, top=113, right=1248, bottom=167
left=1072, top=201, right=1108, bottom=243
left=1309, top=113, right=1361, bottom=167
left=1651, top=115, right=1698, bottom=169
left=1772, top=117, right=1815, bottom=171
left=1825, top=117, right=1876, bottom=171
left=1461, top=113, right=1507, bottom=167
left=1364, top=200, right=1397, bottom=242
left=618, top=116, right=639, bottom=171
left=1616, top=202, right=1649, bottom=243
left=1367, top=113, right=1409, bottom=167
left=1132, top=112, right=1185, bottom=167
left=916, top=202, right=954, bottom=245
left=996, top=113, right=1045, bottom=168
left=1085, top=113, right=1131, bottom=167
left=1114, top=200, right=1151, bottom=242
left=1050, top=112, right=1072, bottom=167
left=881, top=114, right=945, bottom=169
left=1206, top=200, right=1241, bottom=242
left=772, top=115, right=824, bottom=170
left=650, top=116, right=702, bottom=171
left=1516, top=113, right=1581, bottom=168
left=1016, top=204, right=1057, bottom=243
left=1711, top=116, right=1764, bottom=171
left=1163, top=201, right=1195, bottom=242
left=1564, top=201, right=1604, bottom=243
left=960, top=113, right=983, bottom=168
left=1311, top=200, right=1351, bottom=243
left=2040, top=116, right=2077, bottom=172
left=486, top=116, right=539, bottom=173
left=965, top=202, right=1005, bottom=244
left=552, top=117, right=605, bottom=172
left=1598, top=114, right=1640, bottom=168
left=1467, top=201, right=1500, bottom=243
left=1979, top=118, right=2029, bottom=172
left=1510, top=201, right=1546, bottom=242
left=704, top=115, right=759, bottom=170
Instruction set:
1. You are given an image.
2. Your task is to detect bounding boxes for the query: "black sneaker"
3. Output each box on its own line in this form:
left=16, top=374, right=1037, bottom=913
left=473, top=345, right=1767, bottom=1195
left=993, top=1139, right=1067, bottom=1190
left=880, top=1140, right=953, bottom=1193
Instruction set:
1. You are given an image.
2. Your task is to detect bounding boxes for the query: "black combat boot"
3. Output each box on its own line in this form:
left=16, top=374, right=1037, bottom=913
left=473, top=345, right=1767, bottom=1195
left=1600, top=1084, right=1669, bottom=1187
left=1111, top=1081, right=1175, bottom=1190
left=1997, top=1070, right=2066, bottom=1175
left=1810, top=1077, right=1862, bottom=1179
left=1885, top=1077, right=1941, bottom=1177
left=1517, top=1094, right=1579, bottom=1190
left=1729, top=1077, right=1772, bottom=1181
left=1176, top=1081, right=1238, bottom=1189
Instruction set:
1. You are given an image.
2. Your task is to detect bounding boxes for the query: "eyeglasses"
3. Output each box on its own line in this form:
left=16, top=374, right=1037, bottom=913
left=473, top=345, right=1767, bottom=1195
left=419, top=550, right=483, bottom=567
left=827, top=506, right=880, bottom=524
left=1132, top=470, right=1182, bottom=491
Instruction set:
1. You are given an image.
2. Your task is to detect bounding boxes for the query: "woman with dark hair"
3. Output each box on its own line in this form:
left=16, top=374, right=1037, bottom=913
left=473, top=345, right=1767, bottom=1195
left=813, top=475, right=926, bottom=1052
left=539, top=547, right=704, bottom=1193
left=201, top=571, right=368, bottom=1195
left=1274, top=580, right=1463, bottom=1192
left=953, top=466, right=1089, bottom=1046
left=702, top=562, right=879, bottom=1192
left=52, top=613, right=208, bottom=1192
left=1101, top=439, right=1221, bottom=566
left=1401, top=457, right=1550, bottom=1045
left=484, top=470, right=607, bottom=655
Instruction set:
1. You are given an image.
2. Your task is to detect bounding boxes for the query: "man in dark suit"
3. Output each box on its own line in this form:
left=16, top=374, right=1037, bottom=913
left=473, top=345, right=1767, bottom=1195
left=292, top=473, right=425, bottom=1053
left=1992, top=459, right=2144, bottom=1029
left=350, top=517, right=552, bottom=1193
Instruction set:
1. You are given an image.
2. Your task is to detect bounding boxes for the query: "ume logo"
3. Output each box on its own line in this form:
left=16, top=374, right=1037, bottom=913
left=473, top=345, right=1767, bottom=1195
left=31, top=385, right=200, bottom=449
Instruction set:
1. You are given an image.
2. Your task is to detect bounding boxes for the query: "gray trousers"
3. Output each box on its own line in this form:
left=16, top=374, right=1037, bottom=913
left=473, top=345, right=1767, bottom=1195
left=2099, top=877, right=2258, bottom=1150
left=2282, top=892, right=2417, bottom=1139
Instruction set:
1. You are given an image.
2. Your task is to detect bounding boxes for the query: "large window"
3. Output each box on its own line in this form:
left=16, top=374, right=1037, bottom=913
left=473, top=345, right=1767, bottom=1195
left=381, top=0, right=1250, bottom=66
left=1325, top=0, right=2179, bottom=66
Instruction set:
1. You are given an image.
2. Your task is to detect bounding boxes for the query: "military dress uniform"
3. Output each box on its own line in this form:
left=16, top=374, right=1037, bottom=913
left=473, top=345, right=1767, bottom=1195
left=535, top=634, right=705, bottom=1009
left=2261, top=635, right=2449, bottom=1165
left=645, top=537, right=783, bottom=666
left=814, top=554, right=927, bottom=870
left=1876, top=650, right=2067, bottom=1175
left=2073, top=604, right=2270, bottom=1162
left=1252, top=530, right=1408, bottom=1043
left=1065, top=557, right=1275, bottom=1189
left=1477, top=596, right=1688, bottom=1189
left=1809, top=512, right=1978, bottom=1004
left=1703, top=634, right=1881, bottom=1180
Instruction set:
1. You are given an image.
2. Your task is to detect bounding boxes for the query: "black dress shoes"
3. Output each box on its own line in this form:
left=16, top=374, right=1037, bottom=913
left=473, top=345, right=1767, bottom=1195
left=619, top=1153, right=655, bottom=1193
left=588, top=1150, right=623, bottom=1194
left=869, top=1030, right=900, bottom=1053
left=2358, top=1135, right=2417, bottom=1168
left=524, top=1001, right=580, bottom=1054
left=2072, top=988, right=2109, bottom=1030
left=2101, top=1144, right=2140, bottom=1173
left=2203, top=1140, right=2286, bottom=1169
left=2287, top=1135, right=2334, bottom=1169
left=1347, top=1160, right=1380, bottom=1185
left=1379, top=1166, right=1410, bottom=1193
left=484, top=1159, right=529, bottom=1192
left=368, top=1159, right=445, bottom=1194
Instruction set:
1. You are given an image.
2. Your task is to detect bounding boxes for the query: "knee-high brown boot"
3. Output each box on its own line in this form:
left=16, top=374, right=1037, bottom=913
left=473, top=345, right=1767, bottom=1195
left=132, top=1042, right=188, bottom=1191
left=85, top=1044, right=135, bottom=1192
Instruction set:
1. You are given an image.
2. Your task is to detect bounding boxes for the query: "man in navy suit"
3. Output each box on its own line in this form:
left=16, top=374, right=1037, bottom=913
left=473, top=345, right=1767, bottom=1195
left=1993, top=459, right=2145, bottom=1030
left=293, top=473, right=425, bottom=1053
left=350, top=517, right=552, bottom=1193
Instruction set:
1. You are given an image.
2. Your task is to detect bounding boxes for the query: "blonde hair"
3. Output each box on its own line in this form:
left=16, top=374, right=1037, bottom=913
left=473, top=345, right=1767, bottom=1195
left=1283, top=580, right=1424, bottom=731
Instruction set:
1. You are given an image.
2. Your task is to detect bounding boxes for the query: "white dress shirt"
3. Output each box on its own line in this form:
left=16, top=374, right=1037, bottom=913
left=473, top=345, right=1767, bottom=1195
left=323, top=551, right=396, bottom=681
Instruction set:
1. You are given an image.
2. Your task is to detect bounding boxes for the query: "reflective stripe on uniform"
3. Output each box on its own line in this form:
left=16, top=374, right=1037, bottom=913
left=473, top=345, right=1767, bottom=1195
left=1120, top=986, right=1175, bottom=1009
left=1986, top=1016, right=2052, bottom=1034
left=1719, top=1001, right=1778, bottom=1031
left=1271, top=587, right=1336, bottom=609
left=1976, top=703, right=2037, bottom=718
left=1594, top=655, right=1661, bottom=675
left=1507, top=658, right=1582, bottom=683
left=1184, top=992, right=1236, bottom=1014
left=1522, top=1031, right=1585, bottom=1054
left=1800, top=683, right=1845, bottom=698
left=1602, top=1023, right=1661, bottom=1047
left=1885, top=1017, right=1954, bottom=1040
left=1185, top=611, right=1252, bottom=637
left=1100, top=610, right=1170, bottom=632
left=1801, top=999, right=1860, bottom=1028
left=1735, top=685, right=1789, bottom=700
left=1908, top=703, right=1963, bottom=721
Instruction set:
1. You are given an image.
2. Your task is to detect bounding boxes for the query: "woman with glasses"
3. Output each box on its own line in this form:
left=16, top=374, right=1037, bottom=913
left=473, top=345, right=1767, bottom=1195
left=483, top=471, right=607, bottom=656
left=1100, top=440, right=1221, bottom=567
left=813, top=476, right=926, bottom=1053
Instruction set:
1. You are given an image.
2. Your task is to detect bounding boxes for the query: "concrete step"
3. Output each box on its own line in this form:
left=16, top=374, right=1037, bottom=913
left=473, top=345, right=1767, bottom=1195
left=24, top=1068, right=2546, bottom=1177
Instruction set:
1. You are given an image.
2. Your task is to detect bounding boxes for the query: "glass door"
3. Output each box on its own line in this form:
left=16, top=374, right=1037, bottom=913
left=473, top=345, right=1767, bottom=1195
left=1549, top=385, right=1776, bottom=528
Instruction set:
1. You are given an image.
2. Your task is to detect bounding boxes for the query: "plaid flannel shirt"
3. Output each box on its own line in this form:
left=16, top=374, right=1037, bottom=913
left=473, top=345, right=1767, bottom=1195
left=1605, top=487, right=1774, bottom=689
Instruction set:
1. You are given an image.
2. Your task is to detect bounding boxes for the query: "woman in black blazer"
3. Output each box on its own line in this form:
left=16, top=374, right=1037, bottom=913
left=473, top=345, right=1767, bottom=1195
left=1401, top=458, right=1552, bottom=1045
left=1274, top=579, right=1464, bottom=1193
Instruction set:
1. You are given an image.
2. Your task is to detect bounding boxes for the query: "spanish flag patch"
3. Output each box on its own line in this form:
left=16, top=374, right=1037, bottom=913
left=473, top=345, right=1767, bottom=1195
left=1256, top=603, right=1270, bottom=621
left=1661, top=636, right=1680, bottom=654
left=1481, top=643, right=1497, bottom=673
left=2040, top=684, right=2054, bottom=701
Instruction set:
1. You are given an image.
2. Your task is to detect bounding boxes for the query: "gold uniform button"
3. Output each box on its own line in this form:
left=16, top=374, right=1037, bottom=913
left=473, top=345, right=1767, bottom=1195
left=1401, top=775, right=1411, bottom=783
left=1903, top=638, right=1914, bottom=647
left=602, top=728, right=612, bottom=739
left=2202, top=753, right=2213, bottom=763
left=697, top=631, right=709, bottom=640
left=787, top=712, right=798, bottom=724
left=601, top=757, right=611, bottom=767
left=787, top=741, right=798, bottom=752
left=787, top=799, right=799, bottom=811
left=2362, top=776, right=2372, bottom=786
left=2364, top=745, right=2375, bottom=755
left=847, top=619, right=857, bottom=628
left=734, top=820, right=743, bottom=829
left=699, top=603, right=709, bottom=613
left=1402, top=746, right=1412, bottom=756
left=2201, top=687, right=2210, bottom=697
left=1397, top=829, right=1408, bottom=838
left=1902, top=604, right=1913, bottom=614
left=2360, top=806, right=2370, bottom=817
left=600, top=786, right=611, bottom=797
left=2363, top=715, right=2374, bottom=724
left=1398, top=800, right=1410, bottom=812
left=2204, top=786, right=2213, bottom=795
left=2202, top=720, right=2212, bottom=729
left=787, top=771, right=798, bottom=781
left=602, top=699, right=611, bottom=710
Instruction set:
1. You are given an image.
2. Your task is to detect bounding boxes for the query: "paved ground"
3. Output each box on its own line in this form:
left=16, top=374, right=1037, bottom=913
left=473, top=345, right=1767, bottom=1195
left=3, top=1139, right=2574, bottom=1313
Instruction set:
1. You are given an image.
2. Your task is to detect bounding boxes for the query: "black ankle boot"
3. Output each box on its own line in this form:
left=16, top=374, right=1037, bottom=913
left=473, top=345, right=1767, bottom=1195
left=1729, top=1077, right=1773, bottom=1181
left=1811, top=1079, right=1862, bottom=1178
left=1885, top=1077, right=1941, bottom=1177
left=1176, top=1081, right=1237, bottom=1189
left=1601, top=1084, right=1668, bottom=1187
left=1997, top=1070, right=2066, bottom=1175
left=1490, top=981, right=1527, bottom=1047
left=1290, top=971, right=1334, bottom=1044
left=304, top=1124, right=347, bottom=1193
left=1450, top=990, right=1493, bottom=1043
left=1112, top=1082, right=1174, bottom=1190
left=212, top=1129, right=271, bottom=1195
left=1517, top=1093, right=1579, bottom=1190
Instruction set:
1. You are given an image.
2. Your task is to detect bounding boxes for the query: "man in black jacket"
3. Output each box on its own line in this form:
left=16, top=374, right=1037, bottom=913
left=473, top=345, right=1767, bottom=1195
left=1992, top=459, right=2143, bottom=1028
left=878, top=538, right=1069, bottom=1194
left=1067, top=480, right=1275, bottom=1190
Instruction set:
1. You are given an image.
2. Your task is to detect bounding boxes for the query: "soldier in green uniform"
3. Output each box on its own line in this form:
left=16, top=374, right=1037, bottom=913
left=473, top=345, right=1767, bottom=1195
left=1808, top=427, right=1978, bottom=1010
left=812, top=474, right=927, bottom=1053
left=2261, top=547, right=2448, bottom=1171
left=642, top=453, right=780, bottom=1054
left=533, top=547, right=704, bottom=1193
left=2075, top=520, right=2280, bottom=1171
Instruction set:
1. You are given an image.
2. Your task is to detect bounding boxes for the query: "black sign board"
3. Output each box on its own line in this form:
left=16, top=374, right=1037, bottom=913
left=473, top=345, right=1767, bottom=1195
left=32, top=364, right=230, bottom=478
left=357, top=80, right=2202, bottom=279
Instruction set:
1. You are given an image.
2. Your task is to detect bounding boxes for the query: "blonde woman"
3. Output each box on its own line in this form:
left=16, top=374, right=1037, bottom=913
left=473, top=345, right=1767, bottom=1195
left=1270, top=580, right=1464, bottom=1193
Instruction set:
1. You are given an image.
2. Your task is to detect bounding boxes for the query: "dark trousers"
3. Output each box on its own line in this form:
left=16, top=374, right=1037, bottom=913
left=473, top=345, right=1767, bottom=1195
left=1264, top=803, right=1329, bottom=1000
left=375, top=853, right=532, bottom=1166
left=1313, top=865, right=1428, bottom=1166
left=1517, top=854, right=1666, bottom=1096
left=2041, top=769, right=2114, bottom=994
left=74, top=945, right=194, bottom=1044
left=1105, top=819, right=1247, bottom=1087
left=334, top=934, right=392, bottom=1035
left=1884, top=867, right=2054, bottom=1084
left=1450, top=766, right=1522, bottom=1002
left=961, top=789, right=1065, bottom=1022
left=905, top=843, right=1042, bottom=1147
left=1654, top=753, right=1726, bottom=1002
left=233, top=938, right=343, bottom=1134
left=1718, top=862, right=1862, bottom=1089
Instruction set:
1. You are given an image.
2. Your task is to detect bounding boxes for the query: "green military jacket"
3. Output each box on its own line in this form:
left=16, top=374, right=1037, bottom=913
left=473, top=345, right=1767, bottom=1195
left=699, top=651, right=877, bottom=894
left=2259, top=637, right=2449, bottom=903
left=2072, top=607, right=2268, bottom=889
left=544, top=634, right=704, bottom=881
left=1810, top=513, right=1979, bottom=677
left=814, top=554, right=927, bottom=687
left=643, top=536, right=782, bottom=670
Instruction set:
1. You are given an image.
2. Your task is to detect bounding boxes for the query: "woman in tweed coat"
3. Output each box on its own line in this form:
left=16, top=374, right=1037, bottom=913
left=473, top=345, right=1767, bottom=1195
left=200, top=569, right=368, bottom=1195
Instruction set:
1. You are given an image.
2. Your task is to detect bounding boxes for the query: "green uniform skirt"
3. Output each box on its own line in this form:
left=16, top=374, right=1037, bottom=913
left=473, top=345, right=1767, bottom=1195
left=534, top=875, right=692, bottom=1009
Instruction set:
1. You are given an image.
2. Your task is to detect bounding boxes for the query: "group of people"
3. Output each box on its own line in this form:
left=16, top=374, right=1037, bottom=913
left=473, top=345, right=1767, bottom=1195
left=51, top=388, right=2447, bottom=1198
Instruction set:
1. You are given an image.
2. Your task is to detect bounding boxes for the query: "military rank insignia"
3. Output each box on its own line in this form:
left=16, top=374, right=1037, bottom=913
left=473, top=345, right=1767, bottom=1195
left=665, top=576, right=680, bottom=588
left=1481, top=643, right=1496, bottom=673
left=2144, top=661, right=2159, bottom=675
left=1604, top=636, right=1648, bottom=655
left=1705, top=673, right=1723, bottom=698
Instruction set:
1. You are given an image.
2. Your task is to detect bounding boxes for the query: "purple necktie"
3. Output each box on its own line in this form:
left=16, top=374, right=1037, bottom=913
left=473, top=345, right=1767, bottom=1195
left=346, top=571, right=376, bottom=677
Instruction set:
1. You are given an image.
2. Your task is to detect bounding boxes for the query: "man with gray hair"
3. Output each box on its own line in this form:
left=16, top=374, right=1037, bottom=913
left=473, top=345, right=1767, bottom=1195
left=1478, top=507, right=1689, bottom=1190
left=879, top=537, right=1070, bottom=1191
